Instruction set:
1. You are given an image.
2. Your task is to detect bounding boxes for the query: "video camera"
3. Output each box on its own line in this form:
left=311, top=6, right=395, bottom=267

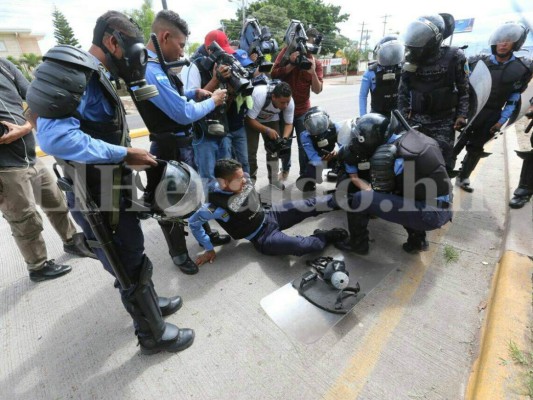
left=264, top=136, right=294, bottom=158
left=201, top=41, right=254, bottom=97
left=240, top=18, right=279, bottom=73
left=281, top=20, right=322, bottom=70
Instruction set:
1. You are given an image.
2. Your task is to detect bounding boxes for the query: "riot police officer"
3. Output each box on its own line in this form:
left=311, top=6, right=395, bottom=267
left=27, top=11, right=194, bottom=355
left=359, top=35, right=404, bottom=117
left=337, top=113, right=453, bottom=254
left=456, top=22, right=533, bottom=192
left=398, top=14, right=469, bottom=172
left=140, top=11, right=230, bottom=274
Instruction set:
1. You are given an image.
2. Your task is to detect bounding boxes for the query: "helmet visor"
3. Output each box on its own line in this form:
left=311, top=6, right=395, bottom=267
left=489, top=24, right=523, bottom=45
left=155, top=161, right=205, bottom=217
left=377, top=41, right=404, bottom=66
left=403, top=19, right=438, bottom=47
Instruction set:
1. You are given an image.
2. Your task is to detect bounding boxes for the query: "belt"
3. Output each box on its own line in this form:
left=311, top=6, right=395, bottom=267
left=249, top=222, right=267, bottom=242
left=436, top=200, right=451, bottom=209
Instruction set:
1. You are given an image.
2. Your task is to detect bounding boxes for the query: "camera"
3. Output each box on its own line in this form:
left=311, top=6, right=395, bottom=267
left=240, top=18, right=279, bottom=73
left=281, top=20, right=321, bottom=70
left=0, top=123, right=7, bottom=137
left=264, top=136, right=293, bottom=158
left=201, top=41, right=254, bottom=97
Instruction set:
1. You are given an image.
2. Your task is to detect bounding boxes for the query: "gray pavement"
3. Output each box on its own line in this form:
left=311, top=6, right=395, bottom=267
left=1, top=77, right=531, bottom=399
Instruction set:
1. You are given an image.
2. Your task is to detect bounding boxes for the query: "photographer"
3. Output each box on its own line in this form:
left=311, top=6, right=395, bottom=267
left=271, top=27, right=323, bottom=184
left=0, top=57, right=95, bottom=282
left=245, top=81, right=295, bottom=190
left=181, top=30, right=235, bottom=184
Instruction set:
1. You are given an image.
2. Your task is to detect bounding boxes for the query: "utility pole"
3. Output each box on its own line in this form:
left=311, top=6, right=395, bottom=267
left=359, top=21, right=366, bottom=50
left=364, top=29, right=371, bottom=52
left=161, top=0, right=167, bottom=9
left=381, top=14, right=391, bottom=37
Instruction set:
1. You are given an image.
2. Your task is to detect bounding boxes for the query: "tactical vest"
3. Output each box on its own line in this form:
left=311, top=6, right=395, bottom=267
left=77, top=67, right=126, bottom=146
left=208, top=183, right=265, bottom=239
left=310, top=125, right=337, bottom=154
left=483, top=56, right=531, bottom=110
left=369, top=64, right=401, bottom=115
left=408, top=46, right=460, bottom=115
left=133, top=58, right=192, bottom=145
left=370, top=129, right=450, bottom=201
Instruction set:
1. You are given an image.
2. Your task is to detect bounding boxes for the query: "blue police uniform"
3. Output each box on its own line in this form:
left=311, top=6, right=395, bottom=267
left=188, top=178, right=339, bottom=256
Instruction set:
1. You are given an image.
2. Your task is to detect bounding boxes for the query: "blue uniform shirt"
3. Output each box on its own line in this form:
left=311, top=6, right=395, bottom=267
left=359, top=67, right=379, bottom=116
left=37, top=60, right=127, bottom=164
left=144, top=50, right=216, bottom=129
left=188, top=178, right=266, bottom=250
left=300, top=122, right=342, bottom=165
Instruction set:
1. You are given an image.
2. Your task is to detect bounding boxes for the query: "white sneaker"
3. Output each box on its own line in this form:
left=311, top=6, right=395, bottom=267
left=456, top=177, right=473, bottom=193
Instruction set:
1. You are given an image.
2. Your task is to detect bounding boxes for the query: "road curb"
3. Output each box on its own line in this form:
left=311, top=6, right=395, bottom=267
left=465, top=125, right=533, bottom=399
left=465, top=251, right=533, bottom=399
left=35, top=128, right=149, bottom=158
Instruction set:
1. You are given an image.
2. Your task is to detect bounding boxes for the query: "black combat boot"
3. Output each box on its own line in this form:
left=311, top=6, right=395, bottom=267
left=334, top=212, right=370, bottom=255
left=509, top=155, right=533, bottom=209
left=402, top=227, right=429, bottom=254
left=456, top=151, right=483, bottom=193
left=63, top=232, right=98, bottom=259
left=313, top=228, right=348, bottom=244
left=122, top=257, right=194, bottom=355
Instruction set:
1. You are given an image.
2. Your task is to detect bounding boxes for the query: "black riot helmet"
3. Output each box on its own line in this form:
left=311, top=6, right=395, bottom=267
left=304, top=107, right=331, bottom=136
left=92, top=11, right=158, bottom=101
left=352, top=113, right=392, bottom=157
left=440, top=13, right=455, bottom=40
left=489, top=22, right=529, bottom=56
left=144, top=160, right=205, bottom=218
left=403, top=14, right=445, bottom=64
left=374, top=35, right=404, bottom=67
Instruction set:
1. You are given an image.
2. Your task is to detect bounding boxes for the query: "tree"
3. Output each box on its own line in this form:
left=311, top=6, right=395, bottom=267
left=52, top=7, right=80, bottom=47
left=124, top=0, right=155, bottom=43
left=222, top=0, right=350, bottom=55
left=186, top=42, right=201, bottom=57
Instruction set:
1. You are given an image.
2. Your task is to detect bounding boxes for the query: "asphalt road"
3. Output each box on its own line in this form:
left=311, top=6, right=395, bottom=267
left=1, top=75, right=531, bottom=400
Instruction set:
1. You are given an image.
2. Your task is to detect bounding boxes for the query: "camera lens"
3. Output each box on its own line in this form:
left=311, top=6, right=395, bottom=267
left=0, top=123, right=7, bottom=137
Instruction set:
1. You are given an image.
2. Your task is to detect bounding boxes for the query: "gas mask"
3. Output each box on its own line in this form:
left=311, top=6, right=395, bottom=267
left=93, top=17, right=158, bottom=101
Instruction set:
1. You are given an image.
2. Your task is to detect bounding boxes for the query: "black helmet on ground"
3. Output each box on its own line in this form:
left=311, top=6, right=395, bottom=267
left=403, top=14, right=445, bottom=64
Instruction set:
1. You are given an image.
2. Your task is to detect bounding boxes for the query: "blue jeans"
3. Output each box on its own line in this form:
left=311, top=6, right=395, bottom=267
left=193, top=133, right=231, bottom=184
left=228, top=126, right=250, bottom=174
left=281, top=114, right=308, bottom=176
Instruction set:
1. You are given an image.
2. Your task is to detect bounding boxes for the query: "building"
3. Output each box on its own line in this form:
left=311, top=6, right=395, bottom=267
left=0, top=28, right=44, bottom=58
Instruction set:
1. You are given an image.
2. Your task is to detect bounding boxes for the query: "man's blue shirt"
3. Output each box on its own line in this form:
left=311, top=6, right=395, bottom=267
left=37, top=64, right=127, bottom=164
left=145, top=50, right=215, bottom=128
left=188, top=179, right=265, bottom=250
left=359, top=67, right=378, bottom=116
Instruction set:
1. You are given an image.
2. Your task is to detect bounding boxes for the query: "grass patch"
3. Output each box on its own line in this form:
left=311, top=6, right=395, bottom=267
left=443, top=244, right=459, bottom=263
left=507, top=340, right=533, bottom=397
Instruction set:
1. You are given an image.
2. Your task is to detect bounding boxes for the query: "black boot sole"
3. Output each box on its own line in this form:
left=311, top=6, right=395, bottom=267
left=140, top=330, right=195, bottom=355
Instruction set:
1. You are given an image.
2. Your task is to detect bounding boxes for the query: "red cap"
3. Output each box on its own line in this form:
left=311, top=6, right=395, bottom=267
left=204, top=30, right=235, bottom=54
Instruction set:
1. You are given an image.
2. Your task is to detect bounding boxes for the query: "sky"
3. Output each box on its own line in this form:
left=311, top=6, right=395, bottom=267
left=1, top=0, right=532, bottom=56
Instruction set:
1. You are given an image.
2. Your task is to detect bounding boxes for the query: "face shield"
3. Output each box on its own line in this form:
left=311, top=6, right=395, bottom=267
left=146, top=160, right=205, bottom=218
left=377, top=41, right=404, bottom=66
